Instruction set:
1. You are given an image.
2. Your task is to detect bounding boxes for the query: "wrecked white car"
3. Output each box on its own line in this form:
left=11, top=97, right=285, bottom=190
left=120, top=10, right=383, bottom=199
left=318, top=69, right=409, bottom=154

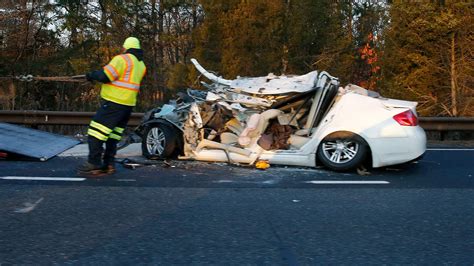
left=136, top=59, right=426, bottom=171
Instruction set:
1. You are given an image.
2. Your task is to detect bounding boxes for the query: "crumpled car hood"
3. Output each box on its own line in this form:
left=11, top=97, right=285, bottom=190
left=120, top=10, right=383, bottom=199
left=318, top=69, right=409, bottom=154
left=230, top=71, right=318, bottom=95
left=191, top=58, right=318, bottom=95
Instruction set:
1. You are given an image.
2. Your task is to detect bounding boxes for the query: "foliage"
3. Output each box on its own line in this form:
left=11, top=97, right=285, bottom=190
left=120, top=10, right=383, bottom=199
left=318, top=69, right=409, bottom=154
left=381, top=2, right=473, bottom=116
left=0, top=0, right=472, bottom=116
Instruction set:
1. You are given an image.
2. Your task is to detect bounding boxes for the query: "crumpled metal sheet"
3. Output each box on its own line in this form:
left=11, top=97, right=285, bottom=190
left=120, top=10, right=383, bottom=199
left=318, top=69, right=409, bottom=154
left=0, top=122, right=80, bottom=161
left=230, top=71, right=319, bottom=95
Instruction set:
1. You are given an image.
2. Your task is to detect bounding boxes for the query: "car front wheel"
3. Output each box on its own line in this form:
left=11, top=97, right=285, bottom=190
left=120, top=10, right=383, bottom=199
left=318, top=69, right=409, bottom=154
left=142, top=123, right=177, bottom=159
left=317, top=132, right=368, bottom=171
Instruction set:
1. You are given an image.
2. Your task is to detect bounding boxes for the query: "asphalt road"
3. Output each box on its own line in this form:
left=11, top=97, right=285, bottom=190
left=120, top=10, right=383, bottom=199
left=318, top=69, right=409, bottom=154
left=0, top=148, right=473, bottom=264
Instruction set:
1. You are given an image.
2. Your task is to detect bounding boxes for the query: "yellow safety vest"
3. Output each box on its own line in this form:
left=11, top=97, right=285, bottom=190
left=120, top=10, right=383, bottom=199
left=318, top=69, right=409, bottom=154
left=101, top=53, right=146, bottom=106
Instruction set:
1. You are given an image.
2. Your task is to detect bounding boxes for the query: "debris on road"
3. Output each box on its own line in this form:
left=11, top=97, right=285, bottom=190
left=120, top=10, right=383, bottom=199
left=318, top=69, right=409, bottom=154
left=119, top=158, right=177, bottom=169
left=163, top=160, right=176, bottom=168
left=255, top=160, right=270, bottom=170
left=0, top=123, right=80, bottom=161
left=14, top=197, right=44, bottom=213
left=356, top=166, right=371, bottom=176
left=121, top=159, right=144, bottom=170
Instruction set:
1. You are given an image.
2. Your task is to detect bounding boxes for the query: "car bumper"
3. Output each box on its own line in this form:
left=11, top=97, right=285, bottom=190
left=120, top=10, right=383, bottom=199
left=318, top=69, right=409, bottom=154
left=369, top=126, right=427, bottom=168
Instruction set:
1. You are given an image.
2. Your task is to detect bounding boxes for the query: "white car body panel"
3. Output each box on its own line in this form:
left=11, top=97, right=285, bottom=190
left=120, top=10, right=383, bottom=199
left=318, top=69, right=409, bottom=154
left=310, top=93, right=426, bottom=167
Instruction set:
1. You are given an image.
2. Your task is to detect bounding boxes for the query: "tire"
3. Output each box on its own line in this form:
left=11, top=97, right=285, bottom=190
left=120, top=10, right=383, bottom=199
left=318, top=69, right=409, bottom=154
left=317, top=132, right=368, bottom=172
left=141, top=123, right=177, bottom=159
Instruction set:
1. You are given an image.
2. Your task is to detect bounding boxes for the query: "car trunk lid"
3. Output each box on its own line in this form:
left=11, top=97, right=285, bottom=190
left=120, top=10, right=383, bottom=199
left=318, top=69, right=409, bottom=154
left=381, top=98, right=418, bottom=113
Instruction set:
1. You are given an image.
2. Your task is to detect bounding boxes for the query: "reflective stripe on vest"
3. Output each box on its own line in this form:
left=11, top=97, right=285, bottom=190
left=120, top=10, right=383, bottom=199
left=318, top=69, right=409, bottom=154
left=121, top=54, right=133, bottom=82
left=101, top=53, right=146, bottom=106
left=104, top=65, right=119, bottom=79
left=110, top=80, right=140, bottom=91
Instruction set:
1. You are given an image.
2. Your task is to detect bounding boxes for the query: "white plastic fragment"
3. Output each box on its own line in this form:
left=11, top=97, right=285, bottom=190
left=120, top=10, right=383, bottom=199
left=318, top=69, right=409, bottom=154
left=14, top=197, right=44, bottom=213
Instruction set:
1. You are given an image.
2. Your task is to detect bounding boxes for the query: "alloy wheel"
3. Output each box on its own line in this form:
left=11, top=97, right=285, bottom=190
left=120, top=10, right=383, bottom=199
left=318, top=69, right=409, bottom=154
left=146, top=127, right=166, bottom=155
left=321, top=140, right=359, bottom=164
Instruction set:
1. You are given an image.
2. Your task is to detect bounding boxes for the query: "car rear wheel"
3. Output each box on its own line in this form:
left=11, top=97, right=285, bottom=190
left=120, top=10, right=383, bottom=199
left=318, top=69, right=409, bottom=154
left=142, top=123, right=177, bottom=159
left=317, top=132, right=368, bottom=171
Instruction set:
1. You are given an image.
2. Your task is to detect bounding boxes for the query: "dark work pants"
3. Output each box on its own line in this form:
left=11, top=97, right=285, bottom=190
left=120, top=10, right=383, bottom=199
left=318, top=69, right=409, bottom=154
left=87, top=100, right=132, bottom=166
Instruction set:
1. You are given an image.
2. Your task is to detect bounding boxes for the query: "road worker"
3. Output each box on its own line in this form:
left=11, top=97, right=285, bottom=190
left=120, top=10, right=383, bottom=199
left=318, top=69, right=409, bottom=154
left=77, top=37, right=146, bottom=177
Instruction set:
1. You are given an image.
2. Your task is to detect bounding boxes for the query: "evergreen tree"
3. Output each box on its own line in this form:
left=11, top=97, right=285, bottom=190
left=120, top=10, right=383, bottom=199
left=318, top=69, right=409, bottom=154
left=312, top=1, right=355, bottom=84
left=193, top=0, right=286, bottom=78
left=286, top=0, right=332, bottom=74
left=381, top=2, right=473, bottom=116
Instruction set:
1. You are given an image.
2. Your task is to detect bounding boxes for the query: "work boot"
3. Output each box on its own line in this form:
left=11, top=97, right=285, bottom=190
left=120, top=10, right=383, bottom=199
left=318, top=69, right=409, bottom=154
left=102, top=164, right=116, bottom=175
left=77, top=162, right=106, bottom=177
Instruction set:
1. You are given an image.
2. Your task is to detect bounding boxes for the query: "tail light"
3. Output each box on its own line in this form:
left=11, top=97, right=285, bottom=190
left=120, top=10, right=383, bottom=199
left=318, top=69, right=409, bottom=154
left=393, top=109, right=418, bottom=126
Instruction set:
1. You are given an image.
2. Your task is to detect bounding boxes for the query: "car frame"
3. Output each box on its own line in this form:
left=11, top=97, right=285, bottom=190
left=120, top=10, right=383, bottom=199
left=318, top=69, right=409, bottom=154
left=135, top=59, right=426, bottom=171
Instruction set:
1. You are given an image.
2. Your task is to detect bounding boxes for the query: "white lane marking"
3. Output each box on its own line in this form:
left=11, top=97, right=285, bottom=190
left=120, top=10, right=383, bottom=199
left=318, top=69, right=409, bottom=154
left=117, top=179, right=136, bottom=182
left=427, top=148, right=474, bottom=151
left=262, top=180, right=278, bottom=185
left=214, top=179, right=279, bottom=184
left=1, top=176, right=86, bottom=181
left=305, top=180, right=389, bottom=185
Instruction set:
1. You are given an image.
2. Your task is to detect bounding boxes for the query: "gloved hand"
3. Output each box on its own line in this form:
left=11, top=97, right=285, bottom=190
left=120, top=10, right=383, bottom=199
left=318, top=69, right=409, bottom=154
left=85, top=72, right=93, bottom=81
left=85, top=70, right=110, bottom=83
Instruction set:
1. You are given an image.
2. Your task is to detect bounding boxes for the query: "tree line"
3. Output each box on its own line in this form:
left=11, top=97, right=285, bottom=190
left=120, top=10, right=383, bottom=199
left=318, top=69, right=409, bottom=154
left=0, top=0, right=472, bottom=116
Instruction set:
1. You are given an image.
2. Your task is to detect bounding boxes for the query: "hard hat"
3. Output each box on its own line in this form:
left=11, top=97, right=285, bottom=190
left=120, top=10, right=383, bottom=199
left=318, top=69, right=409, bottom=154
left=123, top=37, right=141, bottom=50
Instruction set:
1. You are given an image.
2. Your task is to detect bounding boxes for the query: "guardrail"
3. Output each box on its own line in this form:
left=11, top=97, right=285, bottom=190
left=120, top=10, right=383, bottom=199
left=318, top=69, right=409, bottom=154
left=0, top=110, right=144, bottom=126
left=417, top=117, right=474, bottom=131
left=0, top=110, right=473, bottom=131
